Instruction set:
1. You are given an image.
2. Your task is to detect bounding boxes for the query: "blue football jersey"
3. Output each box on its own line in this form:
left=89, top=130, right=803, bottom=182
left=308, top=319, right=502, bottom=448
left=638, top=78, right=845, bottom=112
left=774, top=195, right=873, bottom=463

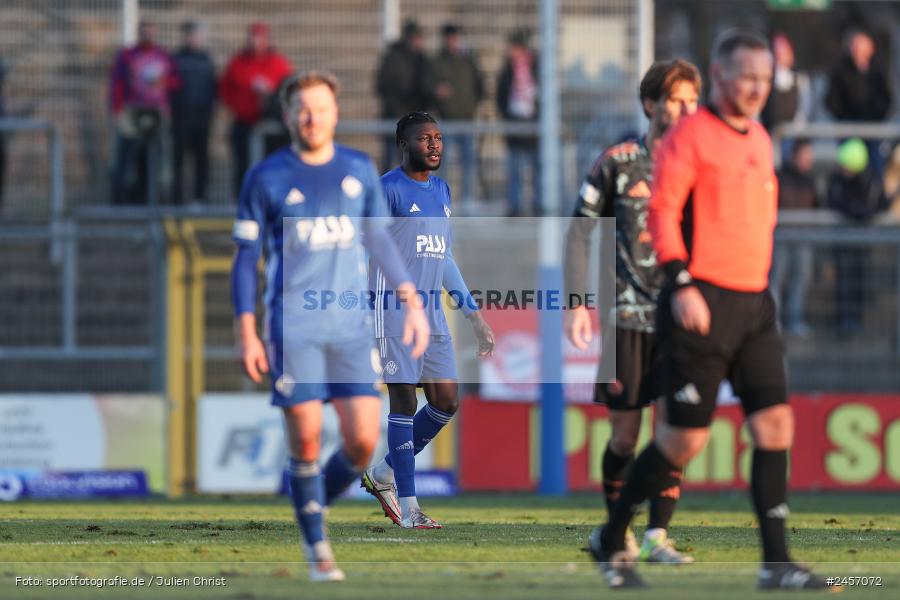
left=233, top=145, right=390, bottom=341
left=371, top=167, right=455, bottom=338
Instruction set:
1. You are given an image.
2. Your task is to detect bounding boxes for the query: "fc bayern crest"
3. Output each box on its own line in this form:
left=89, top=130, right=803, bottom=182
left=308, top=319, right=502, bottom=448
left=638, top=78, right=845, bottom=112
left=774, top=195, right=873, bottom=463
left=384, top=360, right=399, bottom=375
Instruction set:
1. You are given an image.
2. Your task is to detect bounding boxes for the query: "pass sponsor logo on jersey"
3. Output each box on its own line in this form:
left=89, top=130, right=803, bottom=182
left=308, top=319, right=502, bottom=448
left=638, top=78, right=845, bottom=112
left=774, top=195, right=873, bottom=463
left=294, top=215, right=356, bottom=250
left=341, top=175, right=364, bottom=199
left=415, top=234, right=446, bottom=257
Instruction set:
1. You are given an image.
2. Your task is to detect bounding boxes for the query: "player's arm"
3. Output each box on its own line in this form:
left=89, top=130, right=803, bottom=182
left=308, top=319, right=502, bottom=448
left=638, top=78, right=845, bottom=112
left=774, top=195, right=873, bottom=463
left=231, top=169, right=269, bottom=383
left=443, top=243, right=494, bottom=357
left=363, top=164, right=430, bottom=358
left=564, top=157, right=609, bottom=350
left=649, top=121, right=709, bottom=334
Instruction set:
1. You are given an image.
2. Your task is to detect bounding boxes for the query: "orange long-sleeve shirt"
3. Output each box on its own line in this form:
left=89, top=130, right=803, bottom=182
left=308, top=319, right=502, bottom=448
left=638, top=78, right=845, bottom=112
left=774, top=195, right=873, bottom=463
left=648, top=107, right=778, bottom=292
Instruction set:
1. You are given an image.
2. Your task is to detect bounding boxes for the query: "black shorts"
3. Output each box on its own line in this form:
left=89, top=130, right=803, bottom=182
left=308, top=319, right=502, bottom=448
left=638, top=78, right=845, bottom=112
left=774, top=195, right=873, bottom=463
left=594, top=327, right=658, bottom=411
left=656, top=281, right=787, bottom=428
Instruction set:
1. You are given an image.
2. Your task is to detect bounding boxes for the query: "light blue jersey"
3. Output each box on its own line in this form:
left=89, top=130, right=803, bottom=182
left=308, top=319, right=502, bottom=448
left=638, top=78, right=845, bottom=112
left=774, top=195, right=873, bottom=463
left=233, top=145, right=390, bottom=342
left=371, top=168, right=465, bottom=339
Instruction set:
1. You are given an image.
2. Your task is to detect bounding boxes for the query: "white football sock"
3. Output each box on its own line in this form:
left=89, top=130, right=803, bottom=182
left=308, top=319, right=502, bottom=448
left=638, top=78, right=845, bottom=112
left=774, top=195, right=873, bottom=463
left=372, top=458, right=394, bottom=484
left=399, top=496, right=420, bottom=517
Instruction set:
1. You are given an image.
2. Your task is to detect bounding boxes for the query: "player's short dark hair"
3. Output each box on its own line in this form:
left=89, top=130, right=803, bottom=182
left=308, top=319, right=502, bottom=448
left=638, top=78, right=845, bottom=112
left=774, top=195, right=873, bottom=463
left=442, top=23, right=461, bottom=37
left=712, top=29, right=770, bottom=66
left=396, top=112, right=438, bottom=148
left=280, top=70, right=341, bottom=112
left=639, top=59, right=702, bottom=117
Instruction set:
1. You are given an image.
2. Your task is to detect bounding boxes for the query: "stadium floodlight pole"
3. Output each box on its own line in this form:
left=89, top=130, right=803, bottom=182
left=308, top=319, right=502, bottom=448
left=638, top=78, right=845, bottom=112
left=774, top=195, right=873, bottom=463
left=381, top=0, right=400, bottom=45
left=121, top=0, right=138, bottom=46
left=538, top=0, right=566, bottom=496
left=636, top=0, right=655, bottom=126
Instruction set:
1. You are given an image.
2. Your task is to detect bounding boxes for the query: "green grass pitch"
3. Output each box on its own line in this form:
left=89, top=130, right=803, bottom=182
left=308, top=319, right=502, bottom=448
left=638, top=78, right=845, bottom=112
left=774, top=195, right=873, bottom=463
left=1, top=492, right=897, bottom=599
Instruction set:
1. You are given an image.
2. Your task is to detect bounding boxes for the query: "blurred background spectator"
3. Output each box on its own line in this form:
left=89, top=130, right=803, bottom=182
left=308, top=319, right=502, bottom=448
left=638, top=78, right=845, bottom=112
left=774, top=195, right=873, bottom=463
left=827, top=138, right=888, bottom=336
left=770, top=139, right=817, bottom=337
left=375, top=19, right=428, bottom=173
left=761, top=32, right=811, bottom=157
left=219, top=22, right=293, bottom=196
left=427, top=23, right=484, bottom=207
left=171, top=20, right=216, bottom=205
left=496, top=30, right=540, bottom=217
left=885, top=144, right=900, bottom=220
left=108, top=20, right=177, bottom=204
left=825, top=30, right=893, bottom=177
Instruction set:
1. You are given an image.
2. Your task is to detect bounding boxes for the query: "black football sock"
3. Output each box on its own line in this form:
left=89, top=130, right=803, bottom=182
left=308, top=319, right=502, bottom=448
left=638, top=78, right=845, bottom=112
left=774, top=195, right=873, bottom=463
left=751, top=449, right=791, bottom=564
left=602, top=443, right=634, bottom=517
left=647, top=467, right=682, bottom=531
left=602, top=442, right=676, bottom=552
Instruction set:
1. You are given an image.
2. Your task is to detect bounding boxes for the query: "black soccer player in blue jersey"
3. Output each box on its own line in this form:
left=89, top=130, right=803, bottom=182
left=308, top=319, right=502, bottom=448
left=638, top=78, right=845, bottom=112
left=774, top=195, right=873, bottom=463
left=231, top=71, right=430, bottom=582
left=361, top=112, right=494, bottom=528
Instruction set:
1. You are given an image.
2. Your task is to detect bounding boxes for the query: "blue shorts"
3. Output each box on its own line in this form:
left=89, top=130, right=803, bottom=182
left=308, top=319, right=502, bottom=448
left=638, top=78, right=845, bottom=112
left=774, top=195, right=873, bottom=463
left=378, top=335, right=458, bottom=385
left=266, top=328, right=381, bottom=406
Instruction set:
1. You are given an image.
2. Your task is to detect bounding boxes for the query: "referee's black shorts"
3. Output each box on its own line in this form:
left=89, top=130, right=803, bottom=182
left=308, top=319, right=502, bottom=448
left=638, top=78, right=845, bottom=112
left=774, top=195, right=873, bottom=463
left=656, top=280, right=787, bottom=428
left=594, top=327, right=659, bottom=411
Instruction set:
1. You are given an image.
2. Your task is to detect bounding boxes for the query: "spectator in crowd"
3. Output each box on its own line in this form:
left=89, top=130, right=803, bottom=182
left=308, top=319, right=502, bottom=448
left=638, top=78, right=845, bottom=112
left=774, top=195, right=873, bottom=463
left=825, top=30, right=893, bottom=175
left=496, top=30, right=540, bottom=217
left=427, top=24, right=484, bottom=207
left=769, top=139, right=817, bottom=337
left=219, top=22, right=293, bottom=196
left=827, top=138, right=888, bottom=336
left=375, top=19, right=428, bottom=172
left=761, top=32, right=810, bottom=157
left=109, top=20, right=177, bottom=204
left=884, top=144, right=900, bottom=219
left=171, top=21, right=216, bottom=205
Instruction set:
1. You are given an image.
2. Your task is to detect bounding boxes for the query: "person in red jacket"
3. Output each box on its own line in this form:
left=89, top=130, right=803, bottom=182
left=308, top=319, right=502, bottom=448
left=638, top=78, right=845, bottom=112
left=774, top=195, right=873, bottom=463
left=219, top=22, right=293, bottom=196
left=591, top=30, right=829, bottom=591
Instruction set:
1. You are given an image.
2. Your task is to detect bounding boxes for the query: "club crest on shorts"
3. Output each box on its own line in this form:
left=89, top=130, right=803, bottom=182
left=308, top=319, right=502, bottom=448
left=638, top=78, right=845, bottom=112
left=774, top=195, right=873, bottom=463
left=384, top=360, right=399, bottom=376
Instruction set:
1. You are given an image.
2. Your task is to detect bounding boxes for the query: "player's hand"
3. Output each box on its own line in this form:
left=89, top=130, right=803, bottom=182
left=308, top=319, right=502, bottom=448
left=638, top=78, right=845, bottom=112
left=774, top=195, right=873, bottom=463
left=671, top=286, right=711, bottom=335
left=468, top=311, right=495, bottom=357
left=565, top=305, right=593, bottom=350
left=239, top=333, right=270, bottom=383
left=398, top=282, right=430, bottom=359
left=236, top=314, right=269, bottom=383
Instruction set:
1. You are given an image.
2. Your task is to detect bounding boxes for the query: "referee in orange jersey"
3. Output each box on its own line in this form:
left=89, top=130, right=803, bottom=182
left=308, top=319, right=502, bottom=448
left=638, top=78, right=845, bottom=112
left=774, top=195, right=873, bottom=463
left=591, top=30, right=829, bottom=591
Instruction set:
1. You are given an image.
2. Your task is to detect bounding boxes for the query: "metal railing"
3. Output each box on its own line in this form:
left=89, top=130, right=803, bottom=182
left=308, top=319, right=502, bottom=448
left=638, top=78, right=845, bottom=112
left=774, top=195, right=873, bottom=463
left=772, top=121, right=900, bottom=167
left=0, top=221, right=166, bottom=391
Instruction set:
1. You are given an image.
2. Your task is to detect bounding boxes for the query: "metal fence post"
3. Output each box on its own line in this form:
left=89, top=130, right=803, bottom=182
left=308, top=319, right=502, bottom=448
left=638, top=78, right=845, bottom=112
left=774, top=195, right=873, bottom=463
left=61, top=220, right=77, bottom=353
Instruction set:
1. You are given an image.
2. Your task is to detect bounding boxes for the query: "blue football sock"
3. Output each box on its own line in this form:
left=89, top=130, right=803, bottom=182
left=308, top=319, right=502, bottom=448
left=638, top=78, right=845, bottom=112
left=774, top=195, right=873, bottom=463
left=387, top=413, right=415, bottom=497
left=287, top=458, right=325, bottom=547
left=322, top=448, right=363, bottom=506
left=413, top=404, right=453, bottom=454
left=385, top=404, right=453, bottom=469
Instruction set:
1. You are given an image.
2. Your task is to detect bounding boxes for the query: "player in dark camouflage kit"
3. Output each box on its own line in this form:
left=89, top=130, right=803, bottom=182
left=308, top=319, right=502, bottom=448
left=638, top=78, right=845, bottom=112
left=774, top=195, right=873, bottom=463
left=564, top=59, right=701, bottom=570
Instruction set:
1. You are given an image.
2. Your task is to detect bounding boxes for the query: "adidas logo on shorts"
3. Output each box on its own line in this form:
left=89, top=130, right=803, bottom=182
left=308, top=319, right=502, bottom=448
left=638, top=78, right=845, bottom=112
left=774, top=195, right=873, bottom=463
left=674, top=383, right=701, bottom=405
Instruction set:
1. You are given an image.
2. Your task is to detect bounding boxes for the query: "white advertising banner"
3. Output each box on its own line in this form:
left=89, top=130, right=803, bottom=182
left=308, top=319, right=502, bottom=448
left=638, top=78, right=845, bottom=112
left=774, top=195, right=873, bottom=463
left=197, top=393, right=435, bottom=494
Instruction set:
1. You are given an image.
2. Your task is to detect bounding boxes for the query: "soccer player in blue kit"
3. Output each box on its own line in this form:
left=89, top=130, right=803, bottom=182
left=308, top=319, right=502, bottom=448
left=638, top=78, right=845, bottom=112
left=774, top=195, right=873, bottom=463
left=231, top=71, right=430, bottom=582
left=361, top=112, right=495, bottom=528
